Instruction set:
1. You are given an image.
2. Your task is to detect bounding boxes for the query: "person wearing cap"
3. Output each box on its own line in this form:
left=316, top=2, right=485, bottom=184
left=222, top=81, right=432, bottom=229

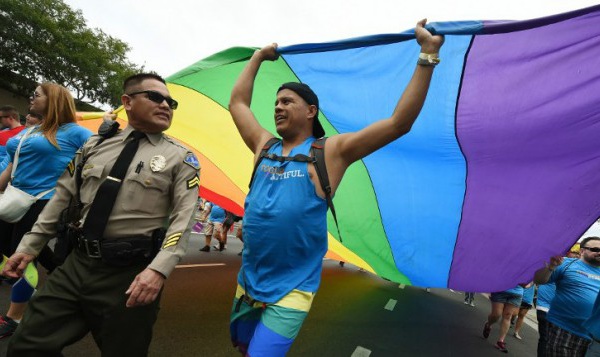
left=227, top=19, right=443, bottom=356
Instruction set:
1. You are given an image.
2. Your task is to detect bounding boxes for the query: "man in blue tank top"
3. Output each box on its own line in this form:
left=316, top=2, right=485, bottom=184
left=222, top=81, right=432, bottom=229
left=228, top=20, right=444, bottom=356
left=534, top=237, right=600, bottom=357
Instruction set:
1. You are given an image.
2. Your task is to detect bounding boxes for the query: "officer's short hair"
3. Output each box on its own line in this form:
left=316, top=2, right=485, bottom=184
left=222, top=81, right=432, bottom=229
left=0, top=105, right=19, bottom=120
left=123, top=73, right=166, bottom=92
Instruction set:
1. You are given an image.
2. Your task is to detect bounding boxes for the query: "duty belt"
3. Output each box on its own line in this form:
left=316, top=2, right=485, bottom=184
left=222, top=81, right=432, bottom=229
left=73, top=234, right=156, bottom=266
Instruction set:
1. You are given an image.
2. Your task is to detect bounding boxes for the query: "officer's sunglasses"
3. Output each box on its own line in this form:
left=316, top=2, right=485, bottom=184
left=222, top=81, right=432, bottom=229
left=127, top=90, right=178, bottom=110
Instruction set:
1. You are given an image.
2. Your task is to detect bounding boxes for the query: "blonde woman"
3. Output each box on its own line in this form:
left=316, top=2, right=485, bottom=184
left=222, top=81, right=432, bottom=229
left=0, top=83, right=92, bottom=339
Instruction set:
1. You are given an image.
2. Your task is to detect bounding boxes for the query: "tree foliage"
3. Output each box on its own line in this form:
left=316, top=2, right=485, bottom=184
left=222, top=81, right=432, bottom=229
left=0, top=0, right=143, bottom=107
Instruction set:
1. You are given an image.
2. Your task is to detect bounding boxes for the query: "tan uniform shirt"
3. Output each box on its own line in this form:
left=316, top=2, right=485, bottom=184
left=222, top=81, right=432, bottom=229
left=17, top=125, right=200, bottom=278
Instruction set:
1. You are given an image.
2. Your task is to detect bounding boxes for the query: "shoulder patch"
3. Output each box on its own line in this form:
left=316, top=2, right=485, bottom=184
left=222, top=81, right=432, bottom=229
left=187, top=174, right=200, bottom=189
left=183, top=152, right=200, bottom=170
left=67, top=159, right=76, bottom=177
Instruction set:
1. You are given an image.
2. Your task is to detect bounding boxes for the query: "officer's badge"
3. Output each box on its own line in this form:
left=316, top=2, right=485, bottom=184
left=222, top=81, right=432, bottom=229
left=183, top=152, right=200, bottom=170
left=150, top=155, right=167, bottom=172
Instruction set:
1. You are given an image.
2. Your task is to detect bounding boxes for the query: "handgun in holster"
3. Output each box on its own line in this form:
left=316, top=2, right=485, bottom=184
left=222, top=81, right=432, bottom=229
left=54, top=202, right=81, bottom=265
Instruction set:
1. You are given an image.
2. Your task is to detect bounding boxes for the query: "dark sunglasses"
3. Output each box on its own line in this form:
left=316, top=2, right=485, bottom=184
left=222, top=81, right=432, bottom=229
left=582, top=247, right=600, bottom=253
left=127, top=90, right=178, bottom=110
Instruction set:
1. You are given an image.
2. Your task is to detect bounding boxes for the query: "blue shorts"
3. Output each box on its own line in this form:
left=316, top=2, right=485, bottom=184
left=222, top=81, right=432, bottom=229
left=230, top=285, right=315, bottom=357
left=490, top=292, right=522, bottom=308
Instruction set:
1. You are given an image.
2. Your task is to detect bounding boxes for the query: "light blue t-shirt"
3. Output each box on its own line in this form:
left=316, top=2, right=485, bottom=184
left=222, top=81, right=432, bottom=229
left=0, top=147, right=5, bottom=161
left=522, top=285, right=535, bottom=305
left=8, top=123, right=92, bottom=198
left=0, top=130, right=24, bottom=172
left=504, top=285, right=525, bottom=296
left=536, top=283, right=556, bottom=311
left=547, top=258, right=600, bottom=339
left=208, top=204, right=225, bottom=223
left=239, top=137, right=327, bottom=303
left=584, top=293, right=600, bottom=340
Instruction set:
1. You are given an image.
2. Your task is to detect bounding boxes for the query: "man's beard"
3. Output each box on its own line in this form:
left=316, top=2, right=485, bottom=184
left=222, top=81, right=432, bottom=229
left=583, top=255, right=600, bottom=267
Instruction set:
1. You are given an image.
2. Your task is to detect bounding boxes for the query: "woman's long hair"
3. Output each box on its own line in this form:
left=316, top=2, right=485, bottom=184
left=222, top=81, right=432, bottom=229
left=38, top=82, right=77, bottom=149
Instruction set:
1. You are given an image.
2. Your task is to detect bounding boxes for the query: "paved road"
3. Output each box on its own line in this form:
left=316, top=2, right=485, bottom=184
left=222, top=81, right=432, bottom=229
left=0, top=233, right=540, bottom=356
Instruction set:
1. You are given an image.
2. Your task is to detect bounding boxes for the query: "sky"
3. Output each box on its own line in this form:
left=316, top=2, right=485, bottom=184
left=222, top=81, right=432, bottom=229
left=63, top=0, right=599, bottom=77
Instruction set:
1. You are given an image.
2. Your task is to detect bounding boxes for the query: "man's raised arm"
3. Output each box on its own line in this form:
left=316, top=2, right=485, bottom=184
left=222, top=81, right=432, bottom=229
left=229, top=44, right=279, bottom=155
left=330, top=19, right=445, bottom=167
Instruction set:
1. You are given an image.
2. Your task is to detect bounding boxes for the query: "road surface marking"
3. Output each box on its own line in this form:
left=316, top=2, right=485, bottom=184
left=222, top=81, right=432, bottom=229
left=351, top=346, right=372, bottom=357
left=175, top=263, right=226, bottom=269
left=384, top=299, right=397, bottom=311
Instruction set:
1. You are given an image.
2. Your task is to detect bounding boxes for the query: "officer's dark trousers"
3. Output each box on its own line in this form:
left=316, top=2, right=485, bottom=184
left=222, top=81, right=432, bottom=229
left=7, top=249, right=161, bottom=357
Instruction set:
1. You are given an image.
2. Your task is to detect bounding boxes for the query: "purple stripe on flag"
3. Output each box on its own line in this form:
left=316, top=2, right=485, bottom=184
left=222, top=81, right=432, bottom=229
left=481, top=4, right=600, bottom=34
left=450, top=11, right=600, bottom=291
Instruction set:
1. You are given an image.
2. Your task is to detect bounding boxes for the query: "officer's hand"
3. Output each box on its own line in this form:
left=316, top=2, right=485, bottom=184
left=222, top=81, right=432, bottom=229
left=2, top=253, right=35, bottom=279
left=125, top=268, right=165, bottom=307
left=415, top=19, right=444, bottom=54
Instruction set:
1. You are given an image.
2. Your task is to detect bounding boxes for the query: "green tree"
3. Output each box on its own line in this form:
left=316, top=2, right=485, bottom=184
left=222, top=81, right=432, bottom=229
left=0, top=0, right=143, bottom=108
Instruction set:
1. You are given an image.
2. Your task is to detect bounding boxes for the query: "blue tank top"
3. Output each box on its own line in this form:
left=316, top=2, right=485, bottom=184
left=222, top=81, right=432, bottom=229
left=238, top=137, right=328, bottom=303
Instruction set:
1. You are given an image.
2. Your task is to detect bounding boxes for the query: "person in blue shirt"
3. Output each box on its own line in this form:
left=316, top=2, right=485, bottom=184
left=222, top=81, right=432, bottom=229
left=0, top=112, right=43, bottom=258
left=199, top=202, right=226, bottom=252
left=584, top=292, right=600, bottom=357
left=0, top=82, right=92, bottom=339
left=483, top=285, right=525, bottom=353
left=228, top=20, right=444, bottom=356
left=0, top=112, right=44, bottom=174
left=514, top=284, right=535, bottom=340
left=536, top=282, right=557, bottom=357
left=534, top=237, right=600, bottom=357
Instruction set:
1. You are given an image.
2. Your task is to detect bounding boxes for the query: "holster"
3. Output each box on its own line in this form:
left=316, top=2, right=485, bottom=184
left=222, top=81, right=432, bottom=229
left=54, top=204, right=81, bottom=265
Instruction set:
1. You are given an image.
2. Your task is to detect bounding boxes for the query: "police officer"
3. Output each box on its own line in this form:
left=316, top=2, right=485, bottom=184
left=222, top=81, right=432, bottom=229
left=2, top=73, right=200, bottom=356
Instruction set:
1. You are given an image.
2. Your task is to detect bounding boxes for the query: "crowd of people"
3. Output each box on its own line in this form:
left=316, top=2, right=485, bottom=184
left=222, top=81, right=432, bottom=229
left=478, top=241, right=600, bottom=356
left=0, top=86, right=93, bottom=340
left=0, top=18, right=597, bottom=357
left=0, top=74, right=199, bottom=356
